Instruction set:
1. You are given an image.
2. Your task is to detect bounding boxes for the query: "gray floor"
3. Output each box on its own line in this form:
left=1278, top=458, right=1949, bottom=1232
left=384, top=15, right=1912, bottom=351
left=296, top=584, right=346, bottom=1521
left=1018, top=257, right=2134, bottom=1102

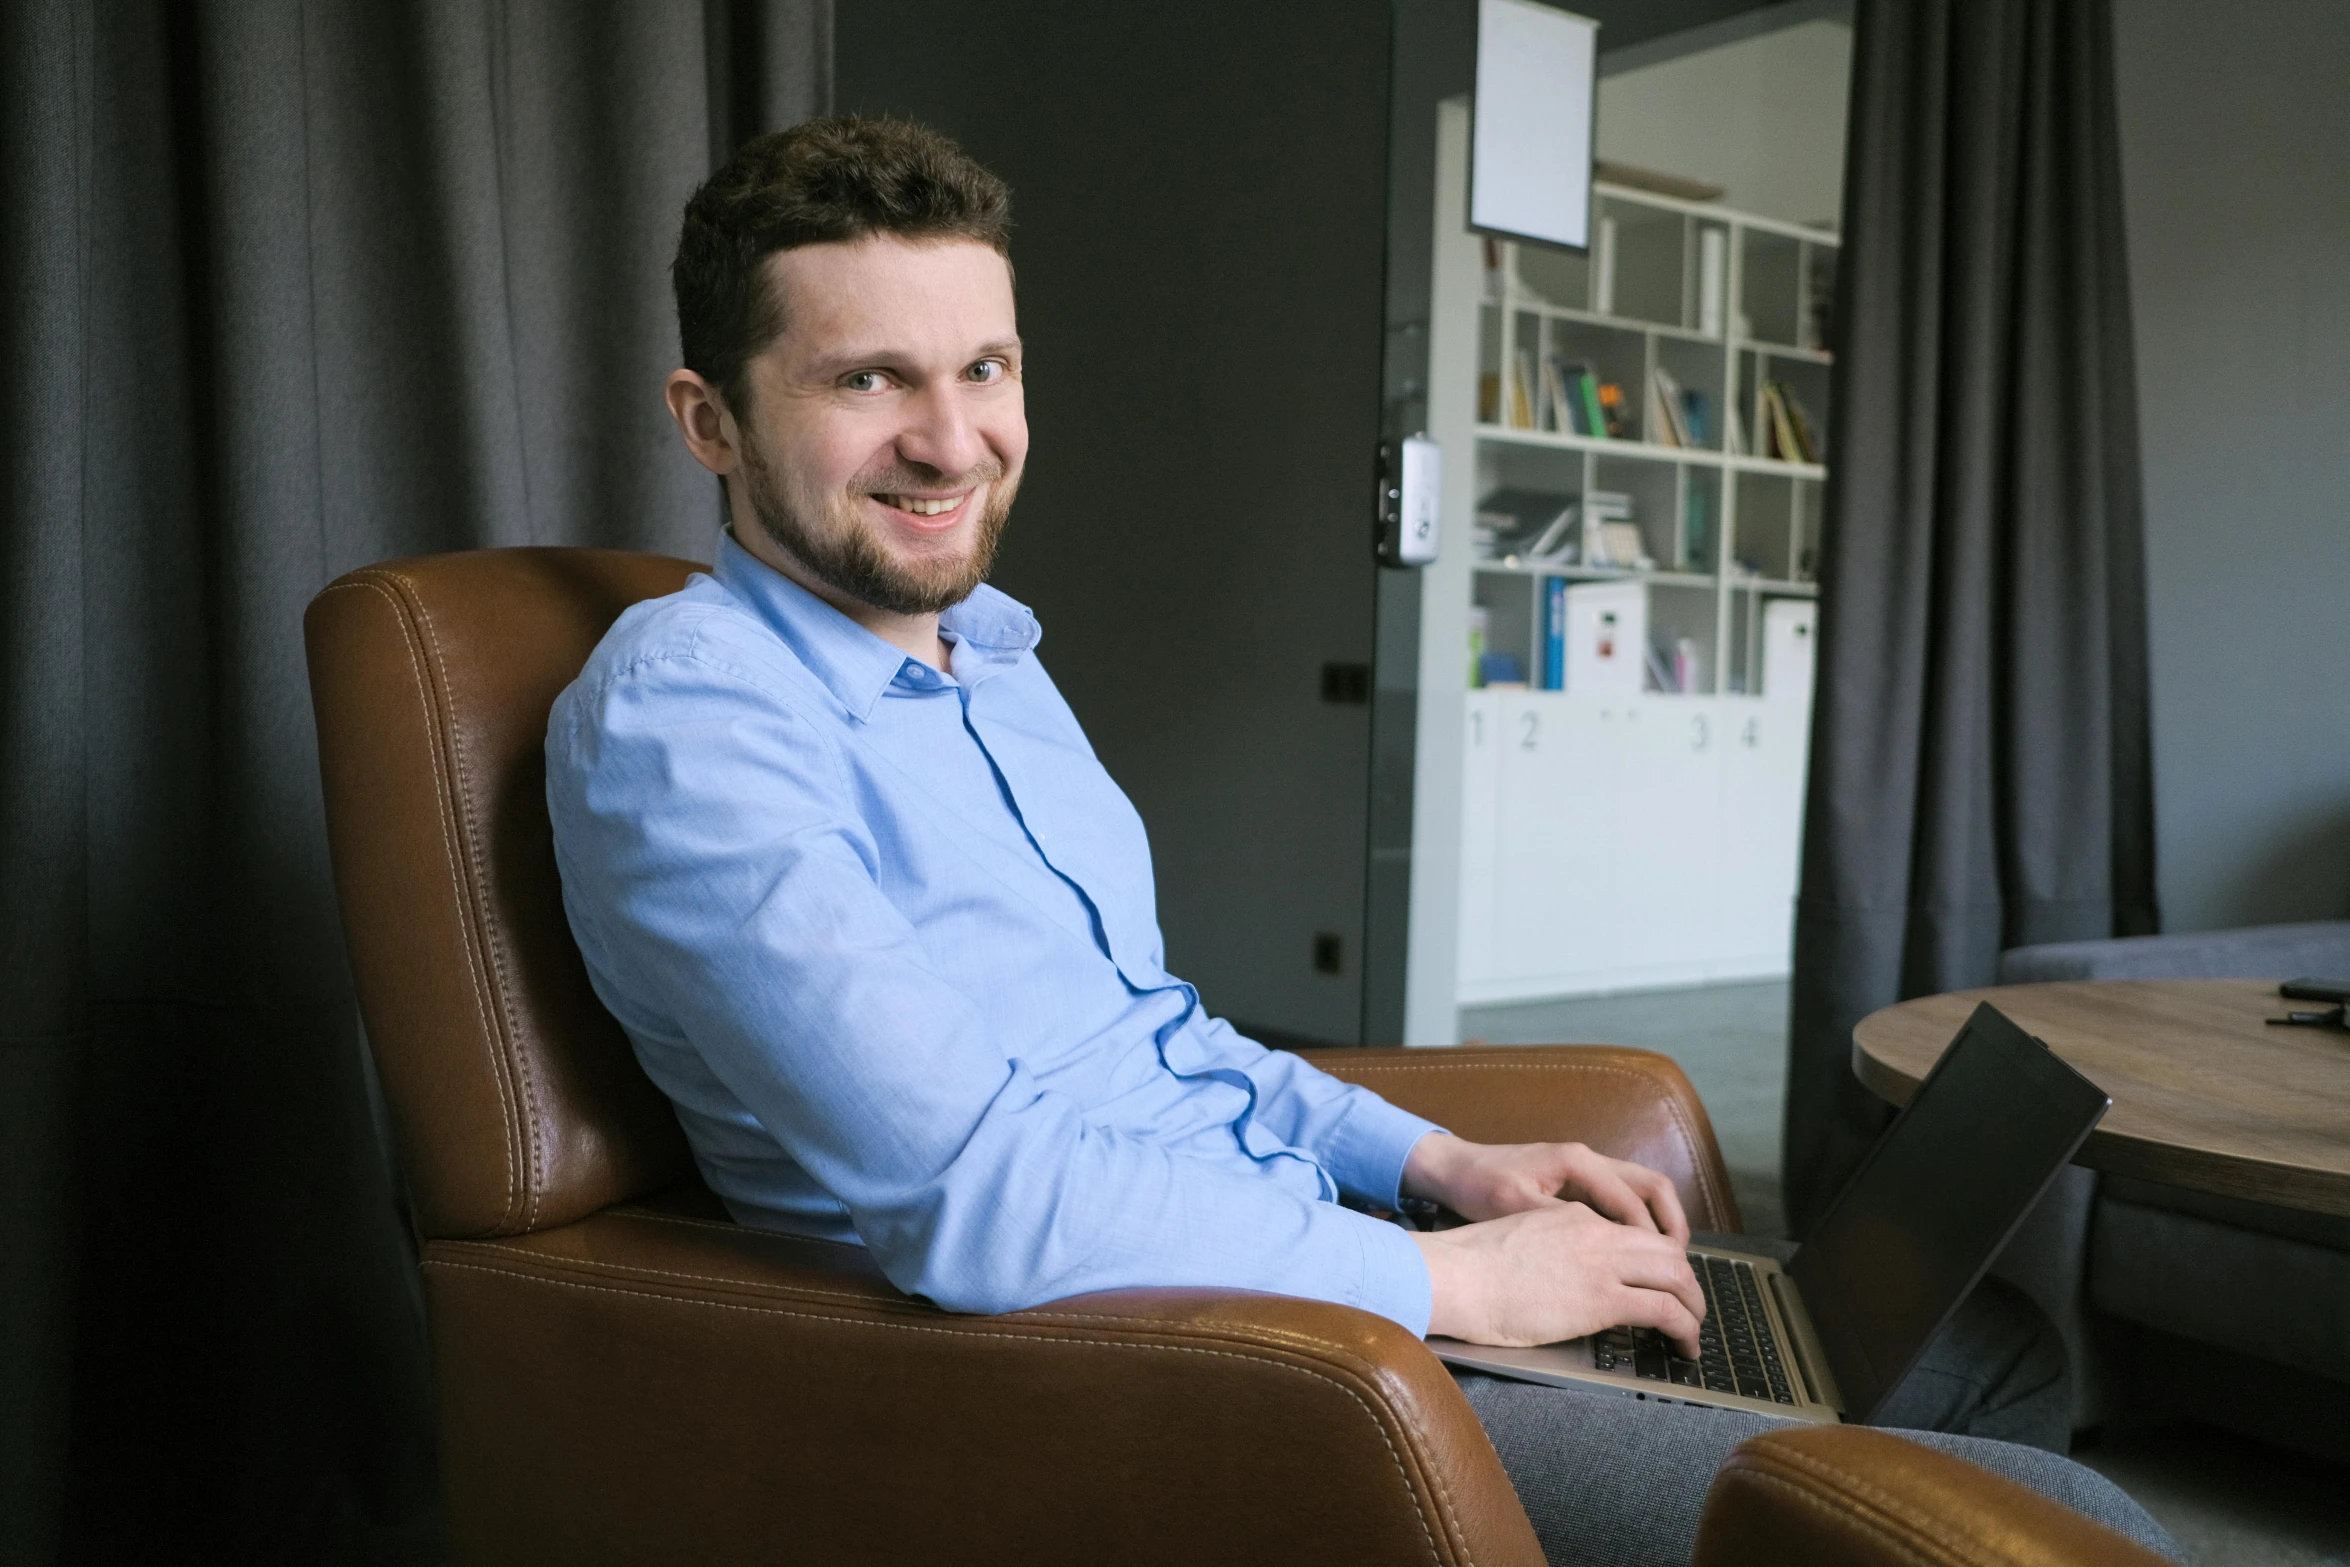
left=1462, top=978, right=1793, bottom=1237
left=1456, top=979, right=2350, bottom=1567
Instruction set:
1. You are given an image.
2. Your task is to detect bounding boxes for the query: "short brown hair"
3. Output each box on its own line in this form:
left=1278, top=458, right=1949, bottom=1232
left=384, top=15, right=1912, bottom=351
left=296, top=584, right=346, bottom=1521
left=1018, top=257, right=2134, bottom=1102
left=672, top=116, right=1013, bottom=414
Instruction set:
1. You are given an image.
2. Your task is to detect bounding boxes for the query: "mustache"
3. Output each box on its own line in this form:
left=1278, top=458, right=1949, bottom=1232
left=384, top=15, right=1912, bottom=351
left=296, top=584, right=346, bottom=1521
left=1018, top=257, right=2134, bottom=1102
left=853, top=458, right=1006, bottom=496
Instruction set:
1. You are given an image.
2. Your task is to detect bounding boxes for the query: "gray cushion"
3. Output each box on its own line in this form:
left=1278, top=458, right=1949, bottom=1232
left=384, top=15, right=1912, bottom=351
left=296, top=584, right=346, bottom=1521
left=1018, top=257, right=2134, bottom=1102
left=2091, top=1186, right=2350, bottom=1384
left=1998, top=920, right=2350, bottom=983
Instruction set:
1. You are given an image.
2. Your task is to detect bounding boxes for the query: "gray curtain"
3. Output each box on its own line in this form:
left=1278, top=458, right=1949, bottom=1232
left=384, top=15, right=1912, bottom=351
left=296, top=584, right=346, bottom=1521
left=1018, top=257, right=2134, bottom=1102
left=1784, top=0, right=2157, bottom=1234
left=0, top=3, right=827, bottom=1560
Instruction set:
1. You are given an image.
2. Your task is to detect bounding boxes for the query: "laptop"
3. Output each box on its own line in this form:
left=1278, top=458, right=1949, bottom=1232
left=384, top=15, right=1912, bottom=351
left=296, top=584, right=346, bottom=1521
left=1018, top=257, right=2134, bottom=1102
left=1431, top=1002, right=2111, bottom=1424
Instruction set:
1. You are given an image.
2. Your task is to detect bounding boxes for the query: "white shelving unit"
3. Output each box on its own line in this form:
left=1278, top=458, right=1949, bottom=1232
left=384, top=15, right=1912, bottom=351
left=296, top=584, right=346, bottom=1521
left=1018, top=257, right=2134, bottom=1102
left=1402, top=102, right=1835, bottom=1030
left=1470, top=174, right=1836, bottom=700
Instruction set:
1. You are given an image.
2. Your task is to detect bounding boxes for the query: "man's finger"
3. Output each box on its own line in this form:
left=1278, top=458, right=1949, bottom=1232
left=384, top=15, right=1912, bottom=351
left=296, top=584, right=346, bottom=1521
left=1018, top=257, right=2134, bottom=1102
left=1616, top=1286, right=1704, bottom=1361
left=1580, top=1165, right=1660, bottom=1232
left=1627, top=1163, right=1691, bottom=1243
left=1614, top=1240, right=1705, bottom=1324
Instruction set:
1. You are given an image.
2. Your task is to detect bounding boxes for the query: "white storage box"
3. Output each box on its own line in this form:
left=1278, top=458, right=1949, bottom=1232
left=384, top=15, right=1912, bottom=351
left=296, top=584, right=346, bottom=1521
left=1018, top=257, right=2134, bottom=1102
left=1563, top=580, right=1646, bottom=696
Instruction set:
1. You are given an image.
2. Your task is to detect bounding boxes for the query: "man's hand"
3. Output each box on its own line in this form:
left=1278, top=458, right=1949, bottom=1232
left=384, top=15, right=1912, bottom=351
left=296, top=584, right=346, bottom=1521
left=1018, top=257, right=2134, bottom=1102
left=1412, top=1204, right=1705, bottom=1355
left=1402, top=1131, right=1691, bottom=1240
left=1400, top=1133, right=1703, bottom=1356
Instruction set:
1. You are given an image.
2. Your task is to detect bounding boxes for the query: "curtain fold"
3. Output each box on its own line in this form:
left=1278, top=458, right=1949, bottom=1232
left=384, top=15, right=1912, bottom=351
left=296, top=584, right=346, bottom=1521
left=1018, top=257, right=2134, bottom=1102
left=1785, top=0, right=2157, bottom=1235
left=1, top=4, right=827, bottom=1560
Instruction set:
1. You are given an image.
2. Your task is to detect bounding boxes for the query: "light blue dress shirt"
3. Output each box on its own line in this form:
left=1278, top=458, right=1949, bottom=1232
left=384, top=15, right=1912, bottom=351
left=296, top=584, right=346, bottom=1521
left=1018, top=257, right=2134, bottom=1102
left=546, top=532, right=1439, bottom=1333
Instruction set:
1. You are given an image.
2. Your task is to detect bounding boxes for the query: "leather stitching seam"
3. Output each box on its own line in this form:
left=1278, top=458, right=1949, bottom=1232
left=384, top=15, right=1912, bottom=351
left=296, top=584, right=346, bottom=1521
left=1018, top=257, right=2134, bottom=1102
left=1328, top=1061, right=1733, bottom=1228
left=1740, top=1447, right=2011, bottom=1567
left=443, top=1238, right=1424, bottom=1359
left=1730, top=1468, right=1951, bottom=1567
left=389, top=570, right=547, bottom=1232
left=320, top=579, right=520, bottom=1222
left=426, top=1258, right=1463, bottom=1566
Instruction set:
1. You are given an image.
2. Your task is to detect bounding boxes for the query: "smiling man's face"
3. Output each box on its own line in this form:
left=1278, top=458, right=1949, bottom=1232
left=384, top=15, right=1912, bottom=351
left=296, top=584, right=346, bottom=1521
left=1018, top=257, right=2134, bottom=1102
left=726, top=235, right=1025, bottom=618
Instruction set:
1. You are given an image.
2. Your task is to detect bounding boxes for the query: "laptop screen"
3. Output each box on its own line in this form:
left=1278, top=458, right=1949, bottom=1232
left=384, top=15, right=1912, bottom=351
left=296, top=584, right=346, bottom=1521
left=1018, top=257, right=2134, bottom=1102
left=1790, top=1002, right=2110, bottom=1422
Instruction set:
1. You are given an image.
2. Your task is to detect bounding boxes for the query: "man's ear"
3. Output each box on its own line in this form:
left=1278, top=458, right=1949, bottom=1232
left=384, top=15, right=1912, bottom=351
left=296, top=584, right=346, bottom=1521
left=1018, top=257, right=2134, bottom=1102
left=665, top=369, right=740, bottom=476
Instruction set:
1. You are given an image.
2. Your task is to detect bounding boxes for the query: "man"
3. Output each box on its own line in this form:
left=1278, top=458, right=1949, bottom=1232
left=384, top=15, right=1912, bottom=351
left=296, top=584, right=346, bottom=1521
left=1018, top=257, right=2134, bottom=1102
left=546, top=116, right=2171, bottom=1565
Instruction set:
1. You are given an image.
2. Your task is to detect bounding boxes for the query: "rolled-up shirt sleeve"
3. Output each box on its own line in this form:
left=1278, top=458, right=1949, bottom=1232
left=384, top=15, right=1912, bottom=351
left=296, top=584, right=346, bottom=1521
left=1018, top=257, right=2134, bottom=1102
left=550, top=651, right=1433, bottom=1335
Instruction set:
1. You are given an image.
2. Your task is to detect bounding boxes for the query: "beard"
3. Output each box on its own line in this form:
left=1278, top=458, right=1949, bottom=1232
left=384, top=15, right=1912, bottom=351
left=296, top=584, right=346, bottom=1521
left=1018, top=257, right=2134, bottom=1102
left=736, top=431, right=1017, bottom=617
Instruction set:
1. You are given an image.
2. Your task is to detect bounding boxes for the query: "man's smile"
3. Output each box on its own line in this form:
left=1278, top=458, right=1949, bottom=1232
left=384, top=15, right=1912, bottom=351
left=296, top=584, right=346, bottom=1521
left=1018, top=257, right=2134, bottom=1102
left=870, top=490, right=972, bottom=525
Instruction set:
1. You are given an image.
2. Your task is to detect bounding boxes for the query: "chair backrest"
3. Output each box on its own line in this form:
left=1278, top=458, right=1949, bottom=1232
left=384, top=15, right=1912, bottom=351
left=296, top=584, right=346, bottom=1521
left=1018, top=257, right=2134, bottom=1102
left=306, top=548, right=704, bottom=1240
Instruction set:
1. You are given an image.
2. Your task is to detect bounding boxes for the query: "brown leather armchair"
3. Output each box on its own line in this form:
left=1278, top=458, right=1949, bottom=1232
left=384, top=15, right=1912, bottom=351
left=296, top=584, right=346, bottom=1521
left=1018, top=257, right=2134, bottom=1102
left=305, top=548, right=2166, bottom=1567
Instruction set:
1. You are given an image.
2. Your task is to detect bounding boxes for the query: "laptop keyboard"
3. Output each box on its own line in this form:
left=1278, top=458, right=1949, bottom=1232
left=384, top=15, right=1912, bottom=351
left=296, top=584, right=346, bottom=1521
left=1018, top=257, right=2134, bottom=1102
left=1590, top=1254, right=1797, bottom=1405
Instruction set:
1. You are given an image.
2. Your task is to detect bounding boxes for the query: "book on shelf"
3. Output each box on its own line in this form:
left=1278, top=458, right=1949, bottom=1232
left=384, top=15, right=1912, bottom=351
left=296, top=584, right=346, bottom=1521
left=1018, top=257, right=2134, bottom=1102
left=1474, top=487, right=1579, bottom=561
left=1540, top=355, right=1571, bottom=433
left=1574, top=491, right=1647, bottom=569
left=1593, top=215, right=1618, bottom=316
left=1756, top=380, right=1825, bottom=464
left=1782, top=386, right=1824, bottom=462
left=1680, top=386, right=1711, bottom=446
left=1648, top=366, right=1698, bottom=448
left=1596, top=378, right=1628, bottom=440
left=1509, top=349, right=1537, bottom=429
left=1682, top=483, right=1711, bottom=568
left=1566, top=362, right=1607, bottom=440
left=1647, top=372, right=1680, bottom=447
left=1526, top=503, right=1581, bottom=560
left=1725, top=399, right=1748, bottom=456
left=1643, top=635, right=1703, bottom=694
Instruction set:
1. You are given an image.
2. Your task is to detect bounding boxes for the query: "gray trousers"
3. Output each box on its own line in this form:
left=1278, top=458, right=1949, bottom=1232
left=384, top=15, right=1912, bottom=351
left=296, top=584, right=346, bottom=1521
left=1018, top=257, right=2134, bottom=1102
left=1452, top=1250, right=2179, bottom=1566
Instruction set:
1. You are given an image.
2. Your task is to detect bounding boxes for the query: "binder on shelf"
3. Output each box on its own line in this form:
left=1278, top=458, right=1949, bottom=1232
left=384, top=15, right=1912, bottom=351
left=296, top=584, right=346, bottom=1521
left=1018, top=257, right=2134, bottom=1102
left=1509, top=349, right=1537, bottom=429
left=1562, top=580, right=1646, bottom=696
left=1698, top=228, right=1727, bottom=337
left=1543, top=576, right=1567, bottom=690
left=1762, top=599, right=1816, bottom=701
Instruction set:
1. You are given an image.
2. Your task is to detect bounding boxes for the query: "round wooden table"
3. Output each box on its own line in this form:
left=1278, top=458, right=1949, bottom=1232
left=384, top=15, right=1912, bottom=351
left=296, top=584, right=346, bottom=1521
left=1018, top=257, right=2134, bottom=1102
left=1853, top=978, right=2350, bottom=1218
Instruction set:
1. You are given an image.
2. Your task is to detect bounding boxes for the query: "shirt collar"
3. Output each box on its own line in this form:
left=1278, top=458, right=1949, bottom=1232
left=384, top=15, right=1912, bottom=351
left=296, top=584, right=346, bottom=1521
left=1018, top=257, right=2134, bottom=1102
left=711, top=530, right=1042, bottom=722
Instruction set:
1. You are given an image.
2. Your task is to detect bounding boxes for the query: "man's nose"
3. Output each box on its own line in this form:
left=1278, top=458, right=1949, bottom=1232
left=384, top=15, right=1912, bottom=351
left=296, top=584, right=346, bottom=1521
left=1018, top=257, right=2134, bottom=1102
left=897, top=386, right=989, bottom=480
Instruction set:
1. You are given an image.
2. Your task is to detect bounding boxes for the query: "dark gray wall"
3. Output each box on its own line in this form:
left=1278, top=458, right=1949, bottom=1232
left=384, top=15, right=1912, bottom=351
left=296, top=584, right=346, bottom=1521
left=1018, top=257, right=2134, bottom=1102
left=2114, top=0, right=2350, bottom=932
left=837, top=2, right=1396, bottom=1043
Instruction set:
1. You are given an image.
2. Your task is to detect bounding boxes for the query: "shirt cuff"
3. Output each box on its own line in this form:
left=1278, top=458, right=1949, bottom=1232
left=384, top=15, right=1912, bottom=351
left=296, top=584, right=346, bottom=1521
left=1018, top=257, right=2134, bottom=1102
left=1351, top=1207, right=1435, bottom=1337
left=1320, top=1092, right=1446, bottom=1209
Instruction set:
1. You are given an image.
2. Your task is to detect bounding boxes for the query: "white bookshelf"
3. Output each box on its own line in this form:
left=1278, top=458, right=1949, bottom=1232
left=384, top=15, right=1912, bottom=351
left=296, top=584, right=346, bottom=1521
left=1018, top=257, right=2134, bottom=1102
left=1470, top=177, right=1837, bottom=698
left=1402, top=101, right=1833, bottom=1030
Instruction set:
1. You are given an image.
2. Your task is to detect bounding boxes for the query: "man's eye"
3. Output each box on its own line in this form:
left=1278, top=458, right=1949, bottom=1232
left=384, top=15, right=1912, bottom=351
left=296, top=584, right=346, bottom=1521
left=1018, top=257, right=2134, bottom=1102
left=967, top=359, right=1006, bottom=384
left=843, top=371, right=887, bottom=393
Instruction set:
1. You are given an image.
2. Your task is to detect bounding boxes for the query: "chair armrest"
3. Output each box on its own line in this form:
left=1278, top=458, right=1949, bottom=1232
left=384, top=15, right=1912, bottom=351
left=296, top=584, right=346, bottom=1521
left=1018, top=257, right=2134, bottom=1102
left=1692, top=1426, right=2169, bottom=1567
left=1310, top=1045, right=1742, bottom=1233
left=422, top=1198, right=1547, bottom=1567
